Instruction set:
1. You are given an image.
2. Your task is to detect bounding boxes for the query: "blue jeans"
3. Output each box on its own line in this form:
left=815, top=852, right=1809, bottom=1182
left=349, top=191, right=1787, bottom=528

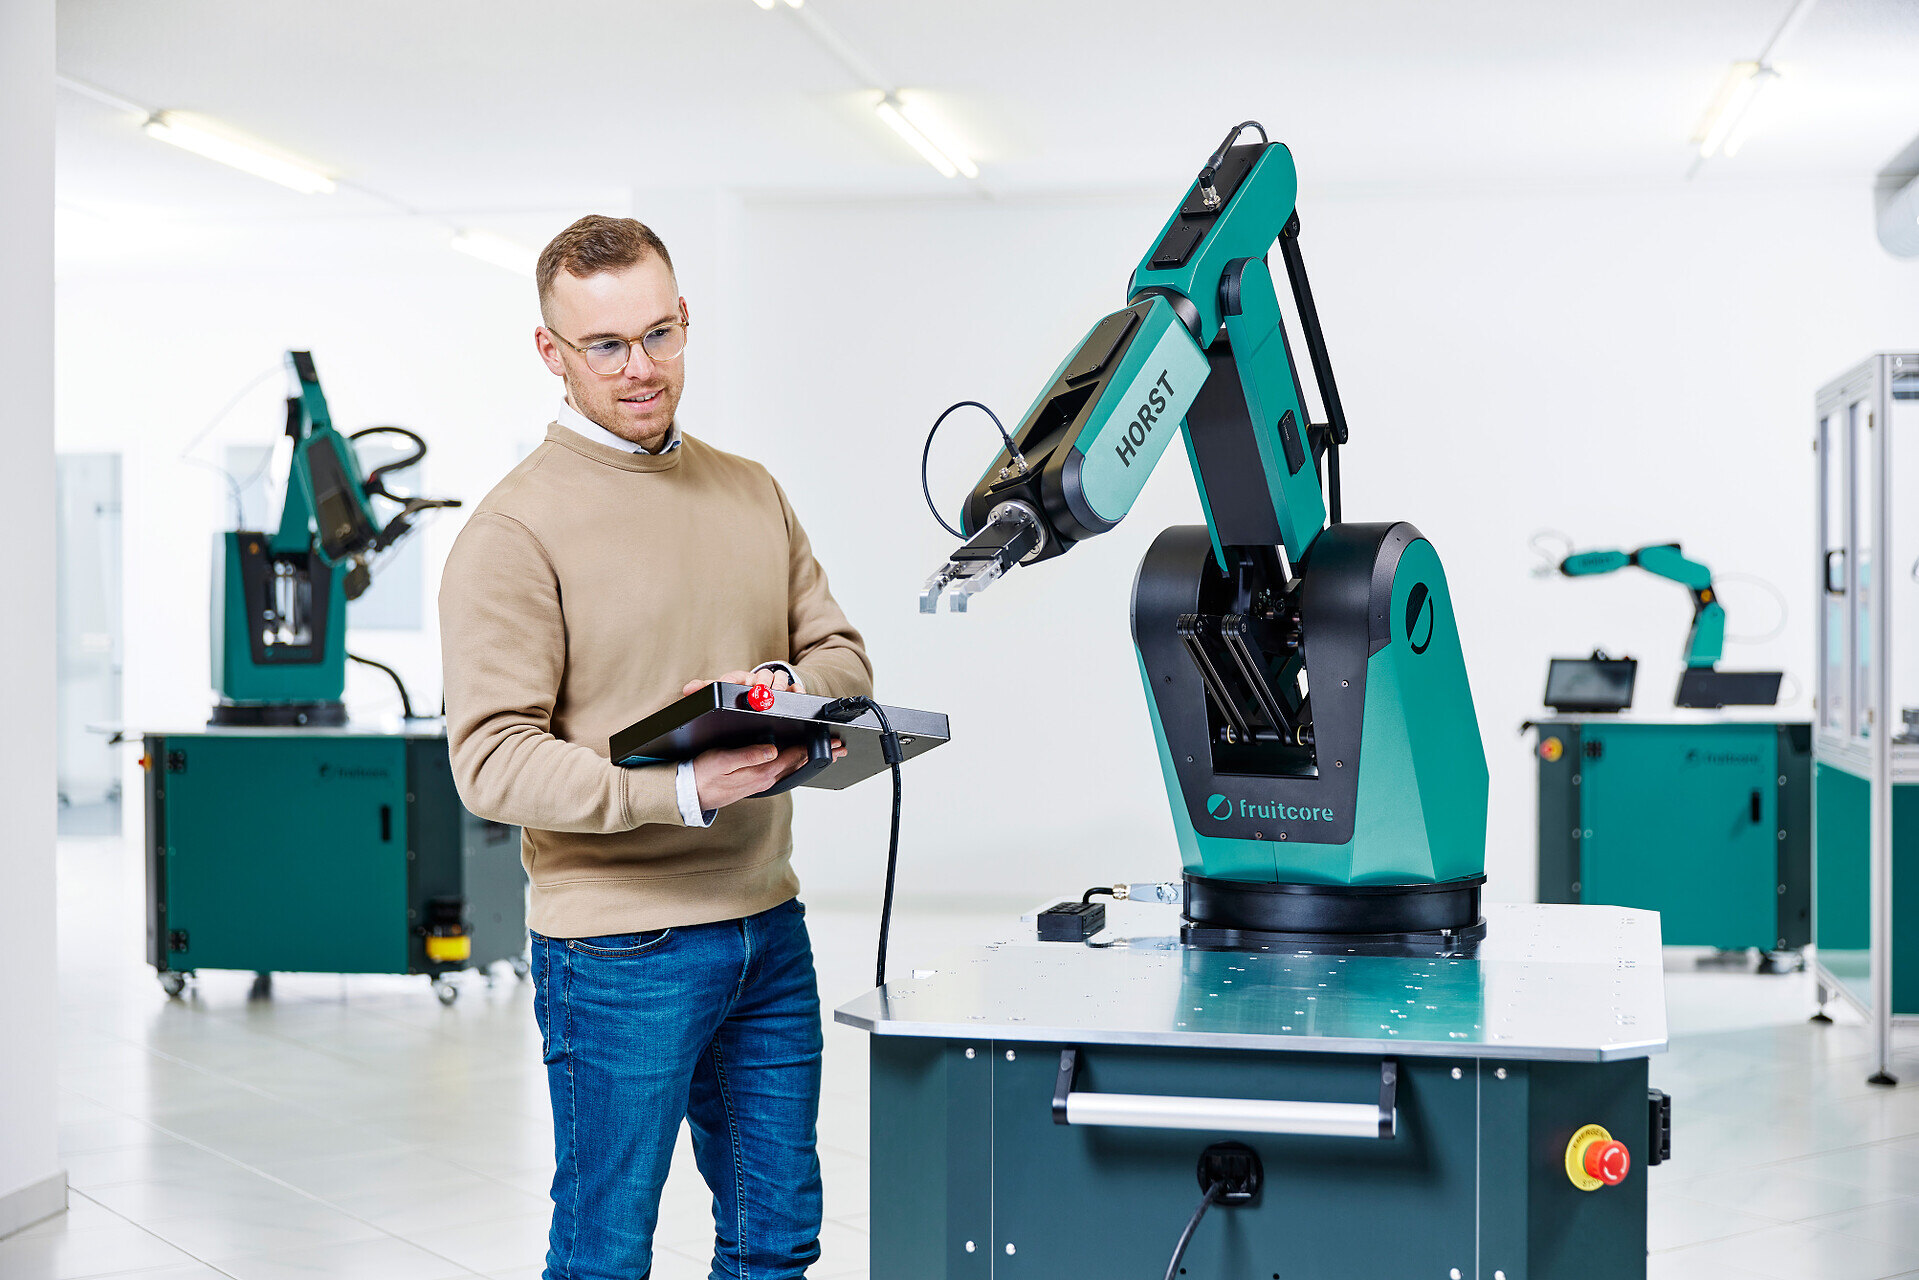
left=530, top=898, right=825, bottom=1280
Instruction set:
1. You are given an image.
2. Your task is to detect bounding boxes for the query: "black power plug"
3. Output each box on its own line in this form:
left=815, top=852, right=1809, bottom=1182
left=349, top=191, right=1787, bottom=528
left=1197, top=1141, right=1263, bottom=1204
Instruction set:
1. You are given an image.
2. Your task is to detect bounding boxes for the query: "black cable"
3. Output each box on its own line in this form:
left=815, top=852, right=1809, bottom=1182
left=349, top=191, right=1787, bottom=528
left=348, top=653, right=422, bottom=719
left=822, top=696, right=906, bottom=988
left=1207, top=120, right=1268, bottom=166
left=920, top=400, right=1017, bottom=539
left=348, top=425, right=429, bottom=501
left=1081, top=886, right=1117, bottom=905
left=1164, top=1182, right=1225, bottom=1280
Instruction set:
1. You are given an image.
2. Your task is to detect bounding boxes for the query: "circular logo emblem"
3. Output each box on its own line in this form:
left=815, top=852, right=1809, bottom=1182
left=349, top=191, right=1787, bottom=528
left=1405, top=582, right=1434, bottom=655
left=1206, top=793, right=1231, bottom=821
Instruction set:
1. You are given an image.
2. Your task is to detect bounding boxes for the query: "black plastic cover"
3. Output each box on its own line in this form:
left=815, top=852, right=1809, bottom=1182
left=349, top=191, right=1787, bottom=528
left=1038, top=901, right=1106, bottom=942
left=1675, top=668, right=1783, bottom=709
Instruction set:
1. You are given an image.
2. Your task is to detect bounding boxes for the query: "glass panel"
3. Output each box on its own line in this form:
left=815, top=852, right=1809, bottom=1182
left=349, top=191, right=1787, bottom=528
left=1852, top=399, right=1875, bottom=739
left=56, top=453, right=124, bottom=836
left=1892, top=363, right=1919, bottom=745
left=1821, top=413, right=1849, bottom=735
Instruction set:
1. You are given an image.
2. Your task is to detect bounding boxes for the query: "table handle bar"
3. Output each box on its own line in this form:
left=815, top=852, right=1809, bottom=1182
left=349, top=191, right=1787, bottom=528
left=1052, top=1048, right=1396, bottom=1139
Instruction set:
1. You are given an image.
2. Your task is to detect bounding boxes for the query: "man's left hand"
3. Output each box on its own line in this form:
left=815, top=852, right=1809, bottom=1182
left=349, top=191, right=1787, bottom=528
left=682, top=667, right=803, bottom=697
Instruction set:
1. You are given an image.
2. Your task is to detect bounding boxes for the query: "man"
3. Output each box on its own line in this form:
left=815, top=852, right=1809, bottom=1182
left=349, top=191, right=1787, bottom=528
left=439, top=214, right=871, bottom=1280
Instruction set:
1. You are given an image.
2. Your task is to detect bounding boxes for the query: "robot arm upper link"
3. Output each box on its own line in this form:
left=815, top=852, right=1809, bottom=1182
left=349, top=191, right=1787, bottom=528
left=280, top=350, right=462, bottom=600
left=921, top=124, right=1344, bottom=613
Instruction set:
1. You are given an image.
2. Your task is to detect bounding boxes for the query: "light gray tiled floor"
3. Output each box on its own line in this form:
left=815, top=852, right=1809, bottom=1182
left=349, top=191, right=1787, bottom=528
left=12, top=831, right=1919, bottom=1279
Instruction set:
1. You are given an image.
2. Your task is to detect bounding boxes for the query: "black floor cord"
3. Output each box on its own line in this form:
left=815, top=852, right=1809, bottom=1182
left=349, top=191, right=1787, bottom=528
left=1164, top=1182, right=1225, bottom=1280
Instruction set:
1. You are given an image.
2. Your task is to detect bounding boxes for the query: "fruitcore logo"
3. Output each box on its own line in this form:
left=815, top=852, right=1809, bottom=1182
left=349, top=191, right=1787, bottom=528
left=1207, top=793, right=1335, bottom=824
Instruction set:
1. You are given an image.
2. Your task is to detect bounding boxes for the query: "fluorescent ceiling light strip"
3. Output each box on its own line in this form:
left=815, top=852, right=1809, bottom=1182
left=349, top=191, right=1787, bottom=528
left=876, top=97, right=960, bottom=178
left=450, top=229, right=536, bottom=277
left=143, top=112, right=336, bottom=194
left=1720, top=68, right=1780, bottom=157
left=897, top=100, right=978, bottom=179
left=1696, top=63, right=1765, bottom=160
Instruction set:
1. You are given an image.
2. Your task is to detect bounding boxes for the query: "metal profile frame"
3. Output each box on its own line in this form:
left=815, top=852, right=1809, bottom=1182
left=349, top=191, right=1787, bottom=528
left=1812, top=354, right=1919, bottom=1081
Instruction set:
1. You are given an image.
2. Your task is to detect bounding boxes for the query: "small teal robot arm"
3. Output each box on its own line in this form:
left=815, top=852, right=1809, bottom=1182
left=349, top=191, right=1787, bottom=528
left=1559, top=543, right=1725, bottom=668
left=921, top=124, right=1344, bottom=611
left=279, top=350, right=461, bottom=598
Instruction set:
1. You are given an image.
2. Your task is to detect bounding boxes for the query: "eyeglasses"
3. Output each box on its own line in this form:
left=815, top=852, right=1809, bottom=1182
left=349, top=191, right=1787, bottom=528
left=548, top=307, right=689, bottom=375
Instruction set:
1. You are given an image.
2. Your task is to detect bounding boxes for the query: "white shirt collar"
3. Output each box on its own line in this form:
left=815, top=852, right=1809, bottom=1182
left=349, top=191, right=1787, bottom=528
left=556, top=400, right=680, bottom=455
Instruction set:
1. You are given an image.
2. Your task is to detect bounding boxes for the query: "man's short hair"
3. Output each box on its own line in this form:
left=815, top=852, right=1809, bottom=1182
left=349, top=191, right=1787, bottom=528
left=536, top=216, right=674, bottom=320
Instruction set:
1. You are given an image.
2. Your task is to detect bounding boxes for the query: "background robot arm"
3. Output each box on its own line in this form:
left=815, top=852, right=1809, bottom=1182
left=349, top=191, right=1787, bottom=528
left=1559, top=543, right=1725, bottom=669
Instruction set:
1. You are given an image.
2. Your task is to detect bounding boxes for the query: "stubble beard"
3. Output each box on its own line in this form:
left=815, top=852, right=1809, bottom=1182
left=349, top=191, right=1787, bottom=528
left=566, top=367, right=676, bottom=452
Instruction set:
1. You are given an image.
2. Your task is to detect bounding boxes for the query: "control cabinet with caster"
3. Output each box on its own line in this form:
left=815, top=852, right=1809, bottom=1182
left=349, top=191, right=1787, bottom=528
left=144, top=726, right=526, bottom=999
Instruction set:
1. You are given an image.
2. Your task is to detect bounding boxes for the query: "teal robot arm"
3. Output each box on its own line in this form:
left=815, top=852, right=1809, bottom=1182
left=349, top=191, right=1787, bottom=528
left=1559, top=544, right=1725, bottom=669
left=211, top=351, right=461, bottom=723
left=920, top=123, right=1490, bottom=943
left=921, top=124, right=1336, bottom=610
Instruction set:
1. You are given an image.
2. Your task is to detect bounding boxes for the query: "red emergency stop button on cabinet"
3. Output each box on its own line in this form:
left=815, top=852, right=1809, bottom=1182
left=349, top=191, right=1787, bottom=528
left=745, top=684, right=776, bottom=712
left=1565, top=1124, right=1630, bottom=1190
left=1585, top=1139, right=1630, bottom=1185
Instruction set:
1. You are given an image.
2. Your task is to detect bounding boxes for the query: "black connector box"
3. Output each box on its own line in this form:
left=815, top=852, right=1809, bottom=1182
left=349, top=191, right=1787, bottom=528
left=1038, top=901, right=1105, bottom=942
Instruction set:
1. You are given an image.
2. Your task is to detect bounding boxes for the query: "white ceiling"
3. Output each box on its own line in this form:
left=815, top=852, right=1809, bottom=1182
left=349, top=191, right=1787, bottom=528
left=52, top=0, right=1919, bottom=240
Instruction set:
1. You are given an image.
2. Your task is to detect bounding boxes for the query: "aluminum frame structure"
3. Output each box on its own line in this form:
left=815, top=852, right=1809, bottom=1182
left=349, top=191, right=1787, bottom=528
left=1813, top=353, right=1919, bottom=1084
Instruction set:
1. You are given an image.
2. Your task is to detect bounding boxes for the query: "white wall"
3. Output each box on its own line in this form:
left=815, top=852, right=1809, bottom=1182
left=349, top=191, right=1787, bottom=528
left=3, top=0, right=67, bottom=1238
left=56, top=177, right=1918, bottom=921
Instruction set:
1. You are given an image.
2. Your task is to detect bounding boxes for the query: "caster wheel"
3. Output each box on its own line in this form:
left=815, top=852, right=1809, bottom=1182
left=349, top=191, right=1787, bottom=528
left=159, top=972, right=188, bottom=998
left=509, top=956, right=531, bottom=981
left=432, top=977, right=459, bottom=1006
left=248, top=972, right=274, bottom=1000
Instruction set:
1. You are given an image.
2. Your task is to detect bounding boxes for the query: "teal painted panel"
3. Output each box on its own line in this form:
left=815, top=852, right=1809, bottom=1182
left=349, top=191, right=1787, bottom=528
left=988, top=1044, right=1477, bottom=1279
left=1815, top=763, right=1871, bottom=952
left=159, top=733, right=410, bottom=973
left=1900, top=785, right=1919, bottom=1014
left=1813, top=766, right=1919, bottom=1014
left=869, top=1038, right=992, bottom=1279
left=1347, top=537, right=1488, bottom=885
left=1524, top=1060, right=1651, bottom=1278
left=1580, top=724, right=1776, bottom=949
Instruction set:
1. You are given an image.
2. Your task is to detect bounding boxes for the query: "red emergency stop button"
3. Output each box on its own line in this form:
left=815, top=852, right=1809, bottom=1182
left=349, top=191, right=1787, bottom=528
left=1584, top=1139, right=1630, bottom=1185
left=745, top=684, right=776, bottom=712
left=1565, top=1123, right=1628, bottom=1190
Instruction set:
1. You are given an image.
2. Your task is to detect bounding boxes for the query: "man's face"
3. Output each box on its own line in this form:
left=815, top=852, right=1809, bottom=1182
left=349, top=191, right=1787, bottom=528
left=535, top=256, right=687, bottom=451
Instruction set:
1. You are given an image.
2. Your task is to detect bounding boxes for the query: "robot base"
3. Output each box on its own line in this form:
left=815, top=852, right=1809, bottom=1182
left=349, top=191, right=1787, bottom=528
left=1182, top=873, right=1486, bottom=954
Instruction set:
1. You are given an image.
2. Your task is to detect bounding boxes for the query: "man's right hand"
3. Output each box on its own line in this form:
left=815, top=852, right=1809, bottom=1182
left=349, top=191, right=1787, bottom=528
left=691, top=743, right=810, bottom=812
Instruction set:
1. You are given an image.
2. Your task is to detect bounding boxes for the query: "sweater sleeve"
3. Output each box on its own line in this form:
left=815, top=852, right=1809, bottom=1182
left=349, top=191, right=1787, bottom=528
left=772, top=479, right=874, bottom=701
left=439, top=511, right=683, bottom=833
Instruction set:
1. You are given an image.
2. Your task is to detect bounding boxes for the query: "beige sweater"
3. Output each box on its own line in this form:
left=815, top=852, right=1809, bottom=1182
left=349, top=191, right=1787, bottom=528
left=438, top=424, right=872, bottom=936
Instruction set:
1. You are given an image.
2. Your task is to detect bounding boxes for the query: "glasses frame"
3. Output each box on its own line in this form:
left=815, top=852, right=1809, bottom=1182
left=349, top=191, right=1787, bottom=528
left=548, top=303, right=690, bottom=375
